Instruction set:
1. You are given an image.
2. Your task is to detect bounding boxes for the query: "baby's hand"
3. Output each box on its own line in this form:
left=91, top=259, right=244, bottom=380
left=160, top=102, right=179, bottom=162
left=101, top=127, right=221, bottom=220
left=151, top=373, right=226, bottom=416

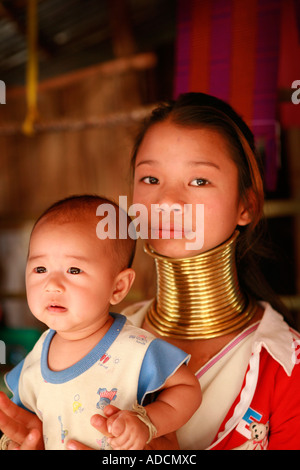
left=106, top=410, right=149, bottom=450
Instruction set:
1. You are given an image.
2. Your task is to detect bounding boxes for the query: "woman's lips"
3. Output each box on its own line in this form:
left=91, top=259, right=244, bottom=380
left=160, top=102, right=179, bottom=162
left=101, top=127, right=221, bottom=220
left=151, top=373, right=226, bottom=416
left=150, top=227, right=195, bottom=239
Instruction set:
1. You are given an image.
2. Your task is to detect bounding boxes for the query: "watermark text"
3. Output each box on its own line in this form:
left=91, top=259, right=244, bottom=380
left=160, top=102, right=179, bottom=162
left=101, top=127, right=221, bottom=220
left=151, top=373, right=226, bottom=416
left=0, top=80, right=6, bottom=104
left=0, top=340, right=6, bottom=364
left=96, top=196, right=204, bottom=251
left=291, top=80, right=300, bottom=105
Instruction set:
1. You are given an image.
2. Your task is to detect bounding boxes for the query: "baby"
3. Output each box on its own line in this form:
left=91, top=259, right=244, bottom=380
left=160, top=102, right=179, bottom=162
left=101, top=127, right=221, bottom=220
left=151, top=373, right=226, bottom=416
left=4, top=195, right=201, bottom=450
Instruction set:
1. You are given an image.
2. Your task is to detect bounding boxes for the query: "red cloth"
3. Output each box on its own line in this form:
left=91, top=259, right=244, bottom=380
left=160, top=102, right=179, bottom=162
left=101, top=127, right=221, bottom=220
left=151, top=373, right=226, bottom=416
left=210, top=339, right=300, bottom=450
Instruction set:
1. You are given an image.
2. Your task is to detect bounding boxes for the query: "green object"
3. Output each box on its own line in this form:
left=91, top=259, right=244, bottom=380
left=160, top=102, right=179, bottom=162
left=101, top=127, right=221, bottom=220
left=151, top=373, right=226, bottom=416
left=0, top=366, right=11, bottom=397
left=0, top=327, right=42, bottom=366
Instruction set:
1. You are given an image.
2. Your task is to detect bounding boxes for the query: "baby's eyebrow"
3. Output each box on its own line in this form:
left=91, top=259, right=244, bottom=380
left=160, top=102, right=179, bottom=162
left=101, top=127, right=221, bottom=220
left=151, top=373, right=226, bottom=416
left=27, top=254, right=45, bottom=262
left=27, top=254, right=90, bottom=263
left=64, top=255, right=90, bottom=263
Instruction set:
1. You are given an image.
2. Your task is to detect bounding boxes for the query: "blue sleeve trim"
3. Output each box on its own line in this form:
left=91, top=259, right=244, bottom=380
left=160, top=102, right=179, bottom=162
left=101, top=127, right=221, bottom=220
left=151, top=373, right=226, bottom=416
left=4, top=359, right=28, bottom=409
left=137, top=338, right=190, bottom=404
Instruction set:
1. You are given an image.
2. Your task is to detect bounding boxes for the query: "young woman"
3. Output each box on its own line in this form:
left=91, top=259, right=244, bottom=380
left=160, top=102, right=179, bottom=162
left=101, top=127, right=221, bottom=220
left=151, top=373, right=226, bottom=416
left=1, top=93, right=300, bottom=450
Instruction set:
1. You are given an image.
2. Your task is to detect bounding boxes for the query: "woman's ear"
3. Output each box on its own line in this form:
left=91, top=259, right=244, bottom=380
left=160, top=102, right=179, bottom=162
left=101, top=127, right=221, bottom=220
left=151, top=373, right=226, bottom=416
left=237, top=190, right=255, bottom=227
left=110, top=268, right=136, bottom=305
left=237, top=205, right=252, bottom=226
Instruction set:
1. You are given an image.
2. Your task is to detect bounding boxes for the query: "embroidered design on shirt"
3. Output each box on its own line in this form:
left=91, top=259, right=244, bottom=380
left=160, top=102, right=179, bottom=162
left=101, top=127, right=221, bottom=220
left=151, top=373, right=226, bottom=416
left=236, top=407, right=263, bottom=438
left=58, top=416, right=68, bottom=443
left=129, top=334, right=148, bottom=345
left=96, top=387, right=118, bottom=409
left=73, top=394, right=84, bottom=413
left=233, top=422, right=269, bottom=450
left=100, top=353, right=111, bottom=364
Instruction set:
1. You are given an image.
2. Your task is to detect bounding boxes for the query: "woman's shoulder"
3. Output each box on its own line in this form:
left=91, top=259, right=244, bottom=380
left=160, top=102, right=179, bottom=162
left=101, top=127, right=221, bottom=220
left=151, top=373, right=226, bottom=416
left=255, top=302, right=300, bottom=376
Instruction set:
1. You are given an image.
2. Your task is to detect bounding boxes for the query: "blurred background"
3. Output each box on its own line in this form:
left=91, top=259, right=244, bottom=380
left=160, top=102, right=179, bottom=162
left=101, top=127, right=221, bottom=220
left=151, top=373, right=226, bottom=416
left=0, top=0, right=299, bottom=374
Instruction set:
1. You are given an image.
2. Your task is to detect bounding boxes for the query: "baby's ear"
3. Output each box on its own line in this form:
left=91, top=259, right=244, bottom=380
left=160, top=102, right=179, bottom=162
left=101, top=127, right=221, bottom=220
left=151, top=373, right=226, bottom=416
left=110, top=268, right=135, bottom=305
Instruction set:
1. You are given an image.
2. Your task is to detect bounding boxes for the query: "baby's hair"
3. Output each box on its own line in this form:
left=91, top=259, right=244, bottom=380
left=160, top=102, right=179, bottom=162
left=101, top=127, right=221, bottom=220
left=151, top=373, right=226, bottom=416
left=32, top=194, right=136, bottom=271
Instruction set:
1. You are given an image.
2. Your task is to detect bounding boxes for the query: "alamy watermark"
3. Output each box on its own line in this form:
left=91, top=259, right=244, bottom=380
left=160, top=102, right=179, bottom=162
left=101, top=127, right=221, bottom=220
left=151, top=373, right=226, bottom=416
left=0, top=80, right=6, bottom=104
left=0, top=340, right=6, bottom=364
left=95, top=196, right=204, bottom=251
left=291, top=80, right=300, bottom=105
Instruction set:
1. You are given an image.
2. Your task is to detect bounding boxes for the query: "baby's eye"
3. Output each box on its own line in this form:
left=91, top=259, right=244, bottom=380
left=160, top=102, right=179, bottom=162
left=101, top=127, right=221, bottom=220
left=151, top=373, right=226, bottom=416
left=34, top=266, right=47, bottom=273
left=141, top=176, right=159, bottom=185
left=189, top=178, right=210, bottom=187
left=67, top=267, right=82, bottom=275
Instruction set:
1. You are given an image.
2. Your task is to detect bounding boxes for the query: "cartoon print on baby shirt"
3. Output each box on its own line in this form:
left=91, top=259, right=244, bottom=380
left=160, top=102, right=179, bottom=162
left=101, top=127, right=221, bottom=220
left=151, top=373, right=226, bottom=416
left=58, top=415, right=68, bottom=444
left=96, top=436, right=111, bottom=450
left=73, top=394, right=84, bottom=414
left=98, top=353, right=121, bottom=370
left=96, top=387, right=118, bottom=410
left=129, top=334, right=148, bottom=345
left=233, top=422, right=269, bottom=450
left=100, top=353, right=111, bottom=364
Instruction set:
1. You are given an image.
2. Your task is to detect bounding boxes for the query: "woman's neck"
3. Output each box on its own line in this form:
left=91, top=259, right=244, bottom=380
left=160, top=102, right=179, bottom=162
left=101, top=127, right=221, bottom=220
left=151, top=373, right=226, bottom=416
left=144, top=231, right=258, bottom=341
left=143, top=305, right=263, bottom=374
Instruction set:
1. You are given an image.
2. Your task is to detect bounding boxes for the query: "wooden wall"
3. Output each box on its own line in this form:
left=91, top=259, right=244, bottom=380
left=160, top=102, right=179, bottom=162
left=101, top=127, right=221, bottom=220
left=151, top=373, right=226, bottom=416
left=0, top=55, right=158, bottom=327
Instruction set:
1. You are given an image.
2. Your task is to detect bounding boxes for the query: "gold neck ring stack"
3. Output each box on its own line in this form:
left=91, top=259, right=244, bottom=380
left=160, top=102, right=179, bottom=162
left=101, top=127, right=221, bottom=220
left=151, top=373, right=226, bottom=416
left=145, top=231, right=257, bottom=340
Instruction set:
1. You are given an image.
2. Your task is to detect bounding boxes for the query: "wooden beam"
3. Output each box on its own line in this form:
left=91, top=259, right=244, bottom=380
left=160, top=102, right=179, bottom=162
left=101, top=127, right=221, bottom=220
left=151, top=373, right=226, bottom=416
left=0, top=1, right=57, bottom=59
left=0, top=103, right=156, bottom=136
left=6, top=52, right=157, bottom=96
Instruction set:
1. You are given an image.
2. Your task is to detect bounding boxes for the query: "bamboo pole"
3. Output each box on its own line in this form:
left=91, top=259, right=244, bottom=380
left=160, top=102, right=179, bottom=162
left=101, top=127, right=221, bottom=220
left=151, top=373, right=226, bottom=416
left=0, top=103, right=156, bottom=136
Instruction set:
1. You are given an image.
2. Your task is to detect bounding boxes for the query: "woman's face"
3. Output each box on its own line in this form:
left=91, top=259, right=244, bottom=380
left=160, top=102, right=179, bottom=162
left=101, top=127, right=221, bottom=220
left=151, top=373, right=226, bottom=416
left=132, top=121, right=251, bottom=258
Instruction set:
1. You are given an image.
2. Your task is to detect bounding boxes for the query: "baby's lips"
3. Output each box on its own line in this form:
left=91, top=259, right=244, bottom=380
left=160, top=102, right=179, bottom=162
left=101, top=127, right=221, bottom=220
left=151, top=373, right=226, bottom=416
left=47, top=304, right=67, bottom=312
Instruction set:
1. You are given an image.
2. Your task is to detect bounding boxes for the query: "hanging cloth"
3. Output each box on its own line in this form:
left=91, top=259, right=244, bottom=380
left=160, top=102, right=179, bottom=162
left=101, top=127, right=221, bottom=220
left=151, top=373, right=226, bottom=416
left=174, top=0, right=282, bottom=192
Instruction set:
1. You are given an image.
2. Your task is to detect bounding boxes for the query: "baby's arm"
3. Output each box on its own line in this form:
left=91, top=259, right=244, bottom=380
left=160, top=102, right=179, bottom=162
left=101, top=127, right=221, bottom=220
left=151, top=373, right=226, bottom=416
left=106, top=364, right=201, bottom=450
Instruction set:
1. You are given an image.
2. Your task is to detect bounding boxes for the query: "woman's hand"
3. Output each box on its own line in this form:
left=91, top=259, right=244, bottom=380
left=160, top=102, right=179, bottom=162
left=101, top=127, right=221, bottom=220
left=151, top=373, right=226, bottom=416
left=0, top=392, right=44, bottom=450
left=66, top=405, right=180, bottom=450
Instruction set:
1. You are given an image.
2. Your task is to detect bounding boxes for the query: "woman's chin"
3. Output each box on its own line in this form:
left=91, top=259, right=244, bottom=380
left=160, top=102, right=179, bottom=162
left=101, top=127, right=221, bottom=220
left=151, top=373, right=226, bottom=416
left=148, top=239, right=203, bottom=259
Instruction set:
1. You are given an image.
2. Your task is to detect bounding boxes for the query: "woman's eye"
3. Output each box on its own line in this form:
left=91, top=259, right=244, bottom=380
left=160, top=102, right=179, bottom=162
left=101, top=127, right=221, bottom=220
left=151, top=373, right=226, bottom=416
left=190, top=178, right=210, bottom=187
left=34, top=266, right=47, bottom=273
left=68, top=267, right=82, bottom=275
left=141, top=176, right=159, bottom=185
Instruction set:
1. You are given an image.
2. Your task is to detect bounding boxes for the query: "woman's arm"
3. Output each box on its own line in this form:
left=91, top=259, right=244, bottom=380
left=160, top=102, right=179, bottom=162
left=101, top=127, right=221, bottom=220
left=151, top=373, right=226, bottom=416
left=0, top=392, right=44, bottom=450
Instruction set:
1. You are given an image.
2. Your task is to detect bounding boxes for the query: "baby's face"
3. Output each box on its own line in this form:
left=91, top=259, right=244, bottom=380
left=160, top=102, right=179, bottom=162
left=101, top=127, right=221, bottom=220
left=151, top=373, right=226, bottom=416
left=26, top=219, right=118, bottom=338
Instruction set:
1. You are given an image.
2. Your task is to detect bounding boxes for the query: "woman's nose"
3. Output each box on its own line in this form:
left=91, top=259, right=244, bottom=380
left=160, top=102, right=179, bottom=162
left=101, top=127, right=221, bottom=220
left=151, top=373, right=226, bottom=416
left=153, top=202, right=183, bottom=215
left=153, top=186, right=185, bottom=213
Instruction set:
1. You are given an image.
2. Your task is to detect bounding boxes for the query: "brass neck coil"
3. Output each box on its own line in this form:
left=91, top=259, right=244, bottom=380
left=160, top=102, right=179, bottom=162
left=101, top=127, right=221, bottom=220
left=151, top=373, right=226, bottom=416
left=144, top=231, right=257, bottom=339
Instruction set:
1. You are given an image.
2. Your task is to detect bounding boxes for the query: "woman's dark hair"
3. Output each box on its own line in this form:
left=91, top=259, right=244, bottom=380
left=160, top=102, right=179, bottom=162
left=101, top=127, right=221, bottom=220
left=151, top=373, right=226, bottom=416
left=131, top=92, right=292, bottom=322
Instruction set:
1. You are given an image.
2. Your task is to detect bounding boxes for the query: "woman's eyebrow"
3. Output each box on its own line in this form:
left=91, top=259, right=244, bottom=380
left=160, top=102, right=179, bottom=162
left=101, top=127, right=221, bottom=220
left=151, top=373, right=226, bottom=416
left=135, top=159, right=160, bottom=167
left=136, top=159, right=220, bottom=169
left=188, top=160, right=220, bottom=170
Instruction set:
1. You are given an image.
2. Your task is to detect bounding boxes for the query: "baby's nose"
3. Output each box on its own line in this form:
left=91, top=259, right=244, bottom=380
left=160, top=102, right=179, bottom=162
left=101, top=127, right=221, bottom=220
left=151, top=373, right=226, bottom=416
left=45, top=274, right=64, bottom=292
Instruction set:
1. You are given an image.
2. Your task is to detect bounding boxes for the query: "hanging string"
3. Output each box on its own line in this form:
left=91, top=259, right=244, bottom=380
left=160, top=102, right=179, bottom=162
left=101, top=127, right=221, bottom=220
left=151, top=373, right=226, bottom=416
left=22, top=0, right=39, bottom=136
